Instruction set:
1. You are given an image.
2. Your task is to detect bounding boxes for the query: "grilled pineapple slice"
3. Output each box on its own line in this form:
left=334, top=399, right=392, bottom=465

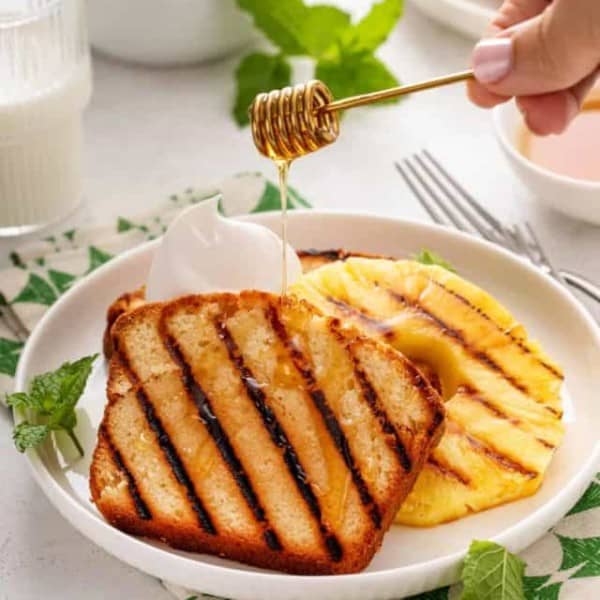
left=291, top=258, right=564, bottom=526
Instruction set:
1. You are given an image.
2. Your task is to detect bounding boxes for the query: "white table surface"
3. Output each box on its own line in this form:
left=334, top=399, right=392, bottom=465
left=2, top=5, right=599, bottom=599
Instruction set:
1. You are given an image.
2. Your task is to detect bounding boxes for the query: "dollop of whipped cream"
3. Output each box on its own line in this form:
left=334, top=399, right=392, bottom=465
left=146, top=196, right=302, bottom=302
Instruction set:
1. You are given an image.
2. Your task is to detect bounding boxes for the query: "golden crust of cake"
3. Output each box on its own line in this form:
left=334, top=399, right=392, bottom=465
left=101, top=250, right=388, bottom=359
left=91, top=291, right=444, bottom=574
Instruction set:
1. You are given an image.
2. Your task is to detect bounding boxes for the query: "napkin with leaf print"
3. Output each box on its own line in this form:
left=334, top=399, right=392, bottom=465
left=1, top=172, right=599, bottom=600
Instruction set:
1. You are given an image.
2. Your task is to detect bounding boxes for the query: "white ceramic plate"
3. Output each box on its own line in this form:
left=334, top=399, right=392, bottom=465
left=15, top=212, right=600, bottom=600
left=409, top=0, right=496, bottom=39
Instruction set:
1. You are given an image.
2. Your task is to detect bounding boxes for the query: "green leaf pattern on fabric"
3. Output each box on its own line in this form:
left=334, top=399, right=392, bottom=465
left=0, top=338, right=24, bottom=377
left=557, top=534, right=600, bottom=578
left=406, top=587, right=449, bottom=599
left=87, top=246, right=113, bottom=273
left=567, top=473, right=600, bottom=515
left=48, top=270, right=77, bottom=294
left=11, top=273, right=57, bottom=306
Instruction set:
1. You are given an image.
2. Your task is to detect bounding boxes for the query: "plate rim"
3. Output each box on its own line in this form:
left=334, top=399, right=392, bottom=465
left=14, top=211, right=600, bottom=596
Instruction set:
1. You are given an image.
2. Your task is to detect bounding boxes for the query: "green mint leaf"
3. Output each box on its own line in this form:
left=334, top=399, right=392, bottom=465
left=233, top=52, right=291, bottom=126
left=413, top=249, right=457, bottom=273
left=236, top=0, right=310, bottom=55
left=316, top=53, right=399, bottom=106
left=13, top=422, right=49, bottom=452
left=461, top=540, right=526, bottom=600
left=299, top=5, right=351, bottom=58
left=47, top=355, right=98, bottom=426
left=343, top=0, right=403, bottom=52
left=13, top=354, right=98, bottom=457
left=6, top=392, right=33, bottom=410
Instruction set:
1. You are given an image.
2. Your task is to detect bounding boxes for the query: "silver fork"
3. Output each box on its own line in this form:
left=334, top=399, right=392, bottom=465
left=0, top=293, right=29, bottom=342
left=396, top=149, right=600, bottom=305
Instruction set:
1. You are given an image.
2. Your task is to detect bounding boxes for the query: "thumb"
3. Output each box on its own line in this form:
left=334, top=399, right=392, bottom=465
left=472, top=0, right=600, bottom=96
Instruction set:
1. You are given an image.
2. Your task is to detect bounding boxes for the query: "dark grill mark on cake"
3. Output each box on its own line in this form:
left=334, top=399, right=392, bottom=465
left=430, top=279, right=563, bottom=380
left=103, top=428, right=152, bottom=520
left=161, top=334, right=282, bottom=552
left=215, top=319, right=342, bottom=562
left=350, top=358, right=412, bottom=472
left=401, top=359, right=445, bottom=435
left=116, top=352, right=217, bottom=534
left=298, top=249, right=349, bottom=261
left=267, top=305, right=383, bottom=530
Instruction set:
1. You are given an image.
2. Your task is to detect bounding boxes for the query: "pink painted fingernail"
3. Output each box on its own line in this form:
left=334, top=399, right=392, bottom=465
left=472, top=38, right=513, bottom=83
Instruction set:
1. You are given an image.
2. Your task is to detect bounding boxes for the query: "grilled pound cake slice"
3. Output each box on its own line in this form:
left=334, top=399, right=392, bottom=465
left=291, top=259, right=564, bottom=526
left=91, top=291, right=444, bottom=574
left=102, top=250, right=387, bottom=359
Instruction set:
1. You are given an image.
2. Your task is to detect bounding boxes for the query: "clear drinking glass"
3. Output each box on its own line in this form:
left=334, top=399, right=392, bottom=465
left=0, top=0, right=91, bottom=236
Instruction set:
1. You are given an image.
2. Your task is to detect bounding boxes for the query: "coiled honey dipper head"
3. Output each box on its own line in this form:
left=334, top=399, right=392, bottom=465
left=250, top=80, right=340, bottom=161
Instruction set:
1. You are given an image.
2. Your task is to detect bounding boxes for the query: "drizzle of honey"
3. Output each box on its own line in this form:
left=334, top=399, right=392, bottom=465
left=519, top=95, right=600, bottom=182
left=275, top=158, right=291, bottom=296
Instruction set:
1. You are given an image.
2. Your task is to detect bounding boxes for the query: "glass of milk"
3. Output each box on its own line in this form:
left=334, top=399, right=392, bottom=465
left=0, top=0, right=92, bottom=236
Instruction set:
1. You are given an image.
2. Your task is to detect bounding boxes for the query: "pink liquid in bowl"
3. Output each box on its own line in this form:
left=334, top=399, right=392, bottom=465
left=519, top=99, right=600, bottom=182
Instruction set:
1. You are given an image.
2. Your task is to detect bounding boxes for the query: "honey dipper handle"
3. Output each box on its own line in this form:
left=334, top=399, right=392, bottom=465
left=321, top=69, right=474, bottom=113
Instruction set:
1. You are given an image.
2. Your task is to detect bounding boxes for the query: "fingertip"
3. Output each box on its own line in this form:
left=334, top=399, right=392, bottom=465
left=467, top=80, right=510, bottom=108
left=517, top=92, right=578, bottom=135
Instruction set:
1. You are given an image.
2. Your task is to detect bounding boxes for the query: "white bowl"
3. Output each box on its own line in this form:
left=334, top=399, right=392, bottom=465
left=87, top=0, right=256, bottom=66
left=493, top=101, right=600, bottom=225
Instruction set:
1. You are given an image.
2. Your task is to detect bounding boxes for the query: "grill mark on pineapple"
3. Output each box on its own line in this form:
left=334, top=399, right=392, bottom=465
left=427, top=456, right=471, bottom=486
left=385, top=289, right=555, bottom=406
left=215, top=318, right=342, bottom=562
left=430, top=280, right=563, bottom=380
left=349, top=354, right=412, bottom=472
left=267, top=305, right=383, bottom=530
left=324, top=294, right=561, bottom=419
left=161, top=333, right=282, bottom=552
left=114, top=351, right=217, bottom=534
left=460, top=385, right=556, bottom=450
left=102, top=428, right=152, bottom=520
left=326, top=296, right=394, bottom=338
left=465, top=433, right=539, bottom=479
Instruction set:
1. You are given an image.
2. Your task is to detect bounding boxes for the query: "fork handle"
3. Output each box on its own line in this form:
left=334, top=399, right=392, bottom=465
left=561, top=270, right=600, bottom=305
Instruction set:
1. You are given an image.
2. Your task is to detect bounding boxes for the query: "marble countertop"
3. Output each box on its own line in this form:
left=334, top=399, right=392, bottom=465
left=2, top=4, right=599, bottom=599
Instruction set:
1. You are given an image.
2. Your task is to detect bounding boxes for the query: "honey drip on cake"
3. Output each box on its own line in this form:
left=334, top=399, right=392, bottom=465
left=275, top=158, right=291, bottom=296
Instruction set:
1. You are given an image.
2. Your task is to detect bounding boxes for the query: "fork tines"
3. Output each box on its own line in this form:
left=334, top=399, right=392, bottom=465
left=0, top=293, right=29, bottom=342
left=396, top=149, right=567, bottom=286
left=395, top=150, right=507, bottom=246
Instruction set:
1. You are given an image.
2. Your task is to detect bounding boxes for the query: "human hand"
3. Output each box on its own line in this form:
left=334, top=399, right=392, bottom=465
left=468, top=0, right=600, bottom=135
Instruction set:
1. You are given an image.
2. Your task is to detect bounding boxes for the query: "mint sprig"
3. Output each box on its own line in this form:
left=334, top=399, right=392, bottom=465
left=233, top=0, right=404, bottom=126
left=413, top=249, right=457, bottom=273
left=461, top=540, right=526, bottom=600
left=7, top=354, right=98, bottom=457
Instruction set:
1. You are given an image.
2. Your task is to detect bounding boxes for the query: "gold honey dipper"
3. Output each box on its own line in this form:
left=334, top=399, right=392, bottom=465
left=250, top=69, right=474, bottom=160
